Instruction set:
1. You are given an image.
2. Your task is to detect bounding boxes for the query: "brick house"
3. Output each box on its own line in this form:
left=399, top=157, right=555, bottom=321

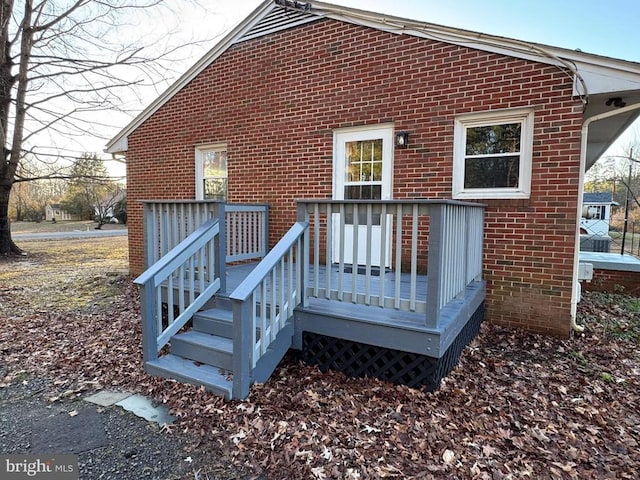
left=106, top=1, right=640, bottom=398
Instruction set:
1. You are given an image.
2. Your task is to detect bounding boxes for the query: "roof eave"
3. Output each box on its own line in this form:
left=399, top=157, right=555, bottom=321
left=105, top=0, right=640, bottom=154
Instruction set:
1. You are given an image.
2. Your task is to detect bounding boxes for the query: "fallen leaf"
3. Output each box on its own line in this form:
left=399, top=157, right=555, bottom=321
left=442, top=449, right=455, bottom=464
left=311, top=466, right=326, bottom=479
left=362, top=424, right=382, bottom=434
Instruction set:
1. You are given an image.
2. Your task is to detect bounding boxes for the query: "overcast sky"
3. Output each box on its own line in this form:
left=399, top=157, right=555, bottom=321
left=103, top=0, right=640, bottom=174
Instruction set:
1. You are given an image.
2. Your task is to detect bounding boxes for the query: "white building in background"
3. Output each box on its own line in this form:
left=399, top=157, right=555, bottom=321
left=580, top=192, right=618, bottom=236
left=45, top=204, right=80, bottom=221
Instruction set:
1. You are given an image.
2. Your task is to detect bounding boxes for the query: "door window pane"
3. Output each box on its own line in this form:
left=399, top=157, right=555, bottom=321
left=344, top=139, right=383, bottom=183
left=344, top=184, right=382, bottom=200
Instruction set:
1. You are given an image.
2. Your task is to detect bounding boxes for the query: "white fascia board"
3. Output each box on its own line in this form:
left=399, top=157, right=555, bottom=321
left=105, top=0, right=275, bottom=154
left=105, top=135, right=128, bottom=155
left=313, top=1, right=572, bottom=67
left=313, top=1, right=640, bottom=98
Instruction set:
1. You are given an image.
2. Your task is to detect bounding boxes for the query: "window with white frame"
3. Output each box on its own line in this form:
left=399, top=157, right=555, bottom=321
left=452, top=108, right=534, bottom=199
left=195, top=144, right=227, bottom=201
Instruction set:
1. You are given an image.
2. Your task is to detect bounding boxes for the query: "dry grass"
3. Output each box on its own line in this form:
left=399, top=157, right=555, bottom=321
left=0, top=236, right=129, bottom=313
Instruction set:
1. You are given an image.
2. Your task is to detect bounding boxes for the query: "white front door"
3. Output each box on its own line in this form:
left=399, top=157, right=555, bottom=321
left=333, top=125, right=393, bottom=267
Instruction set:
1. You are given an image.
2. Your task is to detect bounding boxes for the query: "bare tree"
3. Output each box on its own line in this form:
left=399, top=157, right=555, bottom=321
left=93, top=183, right=125, bottom=228
left=9, top=154, right=66, bottom=220
left=0, top=0, right=202, bottom=255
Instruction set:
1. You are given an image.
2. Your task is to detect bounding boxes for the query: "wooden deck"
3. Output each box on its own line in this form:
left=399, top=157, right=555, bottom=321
left=136, top=199, right=486, bottom=399
left=223, top=262, right=485, bottom=358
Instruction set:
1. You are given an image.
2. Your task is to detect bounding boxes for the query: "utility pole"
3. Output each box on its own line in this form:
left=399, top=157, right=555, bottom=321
left=621, top=147, right=634, bottom=255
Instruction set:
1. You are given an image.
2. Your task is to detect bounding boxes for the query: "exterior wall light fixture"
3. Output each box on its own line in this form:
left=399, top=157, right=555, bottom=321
left=606, top=97, right=626, bottom=108
left=395, top=131, right=409, bottom=148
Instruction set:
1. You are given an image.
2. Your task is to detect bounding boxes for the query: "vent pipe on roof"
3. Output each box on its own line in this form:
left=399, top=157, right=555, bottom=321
left=275, top=0, right=311, bottom=13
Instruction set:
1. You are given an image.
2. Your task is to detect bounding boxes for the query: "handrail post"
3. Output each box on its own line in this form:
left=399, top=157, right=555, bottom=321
left=426, top=204, right=445, bottom=328
left=297, top=202, right=310, bottom=307
left=232, top=298, right=252, bottom=399
left=262, top=205, right=269, bottom=258
left=216, top=202, right=227, bottom=293
left=140, top=281, right=158, bottom=363
left=466, top=206, right=484, bottom=283
left=143, top=202, right=154, bottom=270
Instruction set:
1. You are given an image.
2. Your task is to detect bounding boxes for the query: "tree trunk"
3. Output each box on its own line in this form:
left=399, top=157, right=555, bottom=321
left=0, top=181, right=23, bottom=255
left=0, top=1, right=30, bottom=256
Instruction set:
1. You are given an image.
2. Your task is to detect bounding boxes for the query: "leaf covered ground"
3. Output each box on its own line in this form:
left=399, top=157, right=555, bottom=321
left=1, top=237, right=639, bottom=479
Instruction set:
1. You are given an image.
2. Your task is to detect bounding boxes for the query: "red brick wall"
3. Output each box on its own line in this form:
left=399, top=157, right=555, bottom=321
left=583, top=269, right=640, bottom=295
left=126, top=19, right=583, bottom=336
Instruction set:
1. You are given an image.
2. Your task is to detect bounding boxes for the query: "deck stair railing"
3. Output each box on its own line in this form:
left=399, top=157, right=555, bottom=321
left=135, top=218, right=223, bottom=362
left=228, top=221, right=308, bottom=399
left=296, top=200, right=484, bottom=329
left=141, top=200, right=268, bottom=268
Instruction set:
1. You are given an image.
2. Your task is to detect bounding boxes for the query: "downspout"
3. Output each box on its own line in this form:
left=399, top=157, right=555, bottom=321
left=571, top=102, right=640, bottom=332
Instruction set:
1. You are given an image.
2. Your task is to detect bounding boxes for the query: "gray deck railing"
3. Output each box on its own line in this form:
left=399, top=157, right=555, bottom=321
left=296, top=200, right=484, bottom=328
left=226, top=203, right=269, bottom=263
left=141, top=200, right=268, bottom=269
left=228, top=221, right=308, bottom=399
left=427, top=202, right=484, bottom=326
left=135, top=218, right=223, bottom=362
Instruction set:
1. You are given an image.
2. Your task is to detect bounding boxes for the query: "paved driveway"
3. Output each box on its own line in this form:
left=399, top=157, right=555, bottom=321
left=12, top=229, right=128, bottom=240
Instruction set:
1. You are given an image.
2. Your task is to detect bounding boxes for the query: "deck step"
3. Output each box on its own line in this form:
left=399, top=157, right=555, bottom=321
left=145, top=354, right=233, bottom=399
left=193, top=307, right=233, bottom=338
left=170, top=331, right=233, bottom=371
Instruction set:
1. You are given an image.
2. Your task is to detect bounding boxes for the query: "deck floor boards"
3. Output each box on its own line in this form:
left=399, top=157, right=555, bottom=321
left=223, top=261, right=484, bottom=357
left=300, top=297, right=430, bottom=332
left=225, top=262, right=427, bottom=301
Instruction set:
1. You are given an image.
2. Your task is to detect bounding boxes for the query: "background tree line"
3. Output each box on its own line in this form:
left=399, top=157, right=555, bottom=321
left=9, top=153, right=126, bottom=227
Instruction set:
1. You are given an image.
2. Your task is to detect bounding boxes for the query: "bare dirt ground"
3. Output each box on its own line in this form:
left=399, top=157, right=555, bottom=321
left=1, top=236, right=639, bottom=479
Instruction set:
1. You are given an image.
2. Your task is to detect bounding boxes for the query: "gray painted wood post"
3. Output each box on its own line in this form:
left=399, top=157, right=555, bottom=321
left=216, top=202, right=227, bottom=294
left=143, top=203, right=154, bottom=270
left=262, top=205, right=269, bottom=258
left=232, top=298, right=252, bottom=400
left=297, top=202, right=310, bottom=308
left=426, top=204, right=445, bottom=328
left=140, top=282, right=158, bottom=363
left=470, top=207, right=485, bottom=282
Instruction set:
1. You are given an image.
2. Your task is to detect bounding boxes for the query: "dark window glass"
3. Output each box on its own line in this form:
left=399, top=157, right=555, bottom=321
left=204, top=178, right=227, bottom=201
left=344, top=184, right=381, bottom=200
left=466, top=123, right=521, bottom=156
left=464, top=156, right=520, bottom=189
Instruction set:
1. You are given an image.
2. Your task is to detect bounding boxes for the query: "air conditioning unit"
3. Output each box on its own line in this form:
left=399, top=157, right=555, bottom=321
left=579, top=235, right=611, bottom=253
